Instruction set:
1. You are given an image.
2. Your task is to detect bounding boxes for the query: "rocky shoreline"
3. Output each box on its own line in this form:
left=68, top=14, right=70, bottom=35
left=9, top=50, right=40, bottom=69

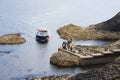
left=33, top=75, right=69, bottom=80
left=50, top=51, right=80, bottom=67
left=0, top=33, right=25, bottom=44
left=57, top=12, right=120, bottom=40
left=67, top=58, right=120, bottom=80
left=32, top=57, right=120, bottom=80
left=50, top=12, right=120, bottom=67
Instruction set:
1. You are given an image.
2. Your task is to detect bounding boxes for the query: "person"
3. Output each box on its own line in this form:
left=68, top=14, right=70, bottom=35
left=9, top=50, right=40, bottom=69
left=67, top=39, right=72, bottom=50
left=62, top=41, right=67, bottom=50
left=70, top=39, right=74, bottom=52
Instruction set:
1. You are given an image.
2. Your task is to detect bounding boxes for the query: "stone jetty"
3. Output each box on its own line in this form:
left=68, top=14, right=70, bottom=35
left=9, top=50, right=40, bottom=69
left=31, top=11, right=120, bottom=80
left=51, top=47, right=120, bottom=66
left=50, top=38, right=120, bottom=67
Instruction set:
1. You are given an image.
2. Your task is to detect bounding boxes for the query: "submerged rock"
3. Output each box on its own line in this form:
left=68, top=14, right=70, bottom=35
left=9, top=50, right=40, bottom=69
left=0, top=33, right=25, bottom=44
left=33, top=75, right=69, bottom=80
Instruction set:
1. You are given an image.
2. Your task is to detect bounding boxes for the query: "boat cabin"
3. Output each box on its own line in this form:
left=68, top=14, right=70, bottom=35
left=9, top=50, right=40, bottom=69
left=36, top=28, right=49, bottom=42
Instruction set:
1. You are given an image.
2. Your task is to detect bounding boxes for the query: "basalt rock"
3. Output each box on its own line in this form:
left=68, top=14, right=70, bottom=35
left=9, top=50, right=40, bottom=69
left=95, top=12, right=120, bottom=32
left=67, top=60, right=120, bottom=80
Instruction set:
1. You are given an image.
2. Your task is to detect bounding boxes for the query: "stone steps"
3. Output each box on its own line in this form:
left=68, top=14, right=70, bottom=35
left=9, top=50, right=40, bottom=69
left=58, top=48, right=120, bottom=65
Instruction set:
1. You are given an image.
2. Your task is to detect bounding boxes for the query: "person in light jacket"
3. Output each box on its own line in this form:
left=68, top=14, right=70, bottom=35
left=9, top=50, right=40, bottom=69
left=70, top=39, right=74, bottom=52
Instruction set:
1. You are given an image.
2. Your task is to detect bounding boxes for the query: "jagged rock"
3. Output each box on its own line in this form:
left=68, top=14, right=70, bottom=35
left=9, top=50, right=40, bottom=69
left=95, top=12, right=120, bottom=32
left=67, top=62, right=120, bottom=80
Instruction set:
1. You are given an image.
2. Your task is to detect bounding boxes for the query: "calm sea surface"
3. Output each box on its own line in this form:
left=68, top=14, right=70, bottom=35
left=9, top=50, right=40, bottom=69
left=0, top=0, right=120, bottom=80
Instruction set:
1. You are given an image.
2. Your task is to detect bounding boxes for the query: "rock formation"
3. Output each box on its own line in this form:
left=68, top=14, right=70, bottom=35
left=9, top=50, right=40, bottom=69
left=33, top=75, right=69, bottom=80
left=57, top=12, right=120, bottom=40
left=50, top=50, right=80, bottom=67
left=95, top=12, right=120, bottom=32
left=0, top=33, right=25, bottom=44
left=32, top=57, right=120, bottom=80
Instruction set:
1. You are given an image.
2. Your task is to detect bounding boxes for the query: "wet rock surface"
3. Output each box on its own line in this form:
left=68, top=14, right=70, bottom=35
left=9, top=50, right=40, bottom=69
left=0, top=33, right=25, bottom=44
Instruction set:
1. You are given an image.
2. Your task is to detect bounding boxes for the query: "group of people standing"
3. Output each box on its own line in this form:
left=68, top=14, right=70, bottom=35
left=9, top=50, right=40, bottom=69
left=62, top=39, right=74, bottom=52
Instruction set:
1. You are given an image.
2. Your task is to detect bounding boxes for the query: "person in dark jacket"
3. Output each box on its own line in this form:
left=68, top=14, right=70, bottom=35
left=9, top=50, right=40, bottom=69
left=67, top=39, right=72, bottom=50
left=62, top=41, right=67, bottom=50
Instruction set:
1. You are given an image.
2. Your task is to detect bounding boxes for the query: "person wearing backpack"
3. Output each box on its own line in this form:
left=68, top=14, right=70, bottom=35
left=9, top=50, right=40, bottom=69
left=62, top=41, right=67, bottom=50
left=70, top=39, right=74, bottom=52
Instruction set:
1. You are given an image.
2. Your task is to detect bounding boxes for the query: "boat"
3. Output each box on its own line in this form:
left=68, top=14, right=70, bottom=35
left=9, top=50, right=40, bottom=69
left=36, top=28, right=50, bottom=42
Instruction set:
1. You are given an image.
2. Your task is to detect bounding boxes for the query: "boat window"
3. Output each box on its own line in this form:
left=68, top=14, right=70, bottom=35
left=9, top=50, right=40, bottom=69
left=37, top=31, right=48, bottom=36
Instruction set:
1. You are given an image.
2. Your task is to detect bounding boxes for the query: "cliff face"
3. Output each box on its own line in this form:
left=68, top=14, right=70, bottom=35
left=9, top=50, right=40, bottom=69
left=95, top=12, right=120, bottom=32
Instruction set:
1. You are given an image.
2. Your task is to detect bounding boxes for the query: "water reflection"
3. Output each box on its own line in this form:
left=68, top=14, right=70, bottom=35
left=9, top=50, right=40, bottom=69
left=74, top=40, right=112, bottom=46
